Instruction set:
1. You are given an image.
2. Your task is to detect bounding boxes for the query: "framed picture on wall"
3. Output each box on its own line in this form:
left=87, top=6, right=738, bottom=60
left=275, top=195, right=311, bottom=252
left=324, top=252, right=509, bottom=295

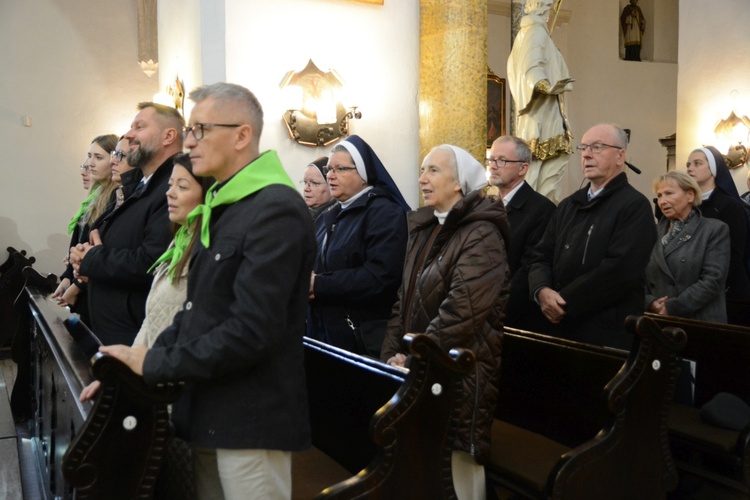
left=487, top=73, right=506, bottom=148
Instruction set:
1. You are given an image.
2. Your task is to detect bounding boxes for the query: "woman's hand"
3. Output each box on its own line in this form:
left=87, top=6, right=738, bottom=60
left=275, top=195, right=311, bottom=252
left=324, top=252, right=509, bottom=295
left=386, top=353, right=407, bottom=368
left=52, top=278, right=71, bottom=301
left=60, top=282, right=81, bottom=307
left=648, top=296, right=669, bottom=315
left=79, top=380, right=101, bottom=402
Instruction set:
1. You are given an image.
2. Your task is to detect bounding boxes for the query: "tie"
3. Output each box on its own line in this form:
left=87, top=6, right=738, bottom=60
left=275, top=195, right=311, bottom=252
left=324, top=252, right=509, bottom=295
left=132, top=180, right=147, bottom=198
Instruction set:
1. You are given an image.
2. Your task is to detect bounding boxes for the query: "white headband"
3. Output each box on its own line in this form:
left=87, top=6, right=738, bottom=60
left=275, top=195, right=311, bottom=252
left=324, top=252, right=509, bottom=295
left=443, top=145, right=488, bottom=195
left=339, top=141, right=368, bottom=183
left=697, top=147, right=717, bottom=177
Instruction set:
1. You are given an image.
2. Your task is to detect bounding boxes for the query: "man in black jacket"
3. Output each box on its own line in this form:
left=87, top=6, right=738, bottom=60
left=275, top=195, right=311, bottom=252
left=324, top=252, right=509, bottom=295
left=100, top=83, right=315, bottom=498
left=489, top=135, right=556, bottom=332
left=71, top=102, right=183, bottom=345
left=529, top=123, right=656, bottom=349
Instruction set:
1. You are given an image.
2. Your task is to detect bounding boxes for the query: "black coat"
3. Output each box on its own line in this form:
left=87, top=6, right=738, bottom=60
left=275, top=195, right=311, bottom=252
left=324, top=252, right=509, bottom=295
left=528, top=172, right=656, bottom=349
left=79, top=158, right=173, bottom=345
left=143, top=183, right=315, bottom=451
left=308, top=187, right=407, bottom=354
left=699, top=188, right=750, bottom=301
left=504, top=182, right=556, bottom=330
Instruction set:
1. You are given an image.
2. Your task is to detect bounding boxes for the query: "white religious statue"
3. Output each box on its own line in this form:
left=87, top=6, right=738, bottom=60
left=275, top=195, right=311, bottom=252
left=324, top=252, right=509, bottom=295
left=507, top=0, right=573, bottom=204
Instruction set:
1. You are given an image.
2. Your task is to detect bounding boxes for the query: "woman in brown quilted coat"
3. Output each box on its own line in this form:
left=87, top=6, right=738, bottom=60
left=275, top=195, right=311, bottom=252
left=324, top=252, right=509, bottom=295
left=381, top=144, right=510, bottom=500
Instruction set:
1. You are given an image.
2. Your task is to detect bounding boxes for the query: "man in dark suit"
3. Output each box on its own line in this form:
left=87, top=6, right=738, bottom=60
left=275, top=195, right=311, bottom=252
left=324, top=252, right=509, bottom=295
left=72, top=102, right=182, bottom=345
left=528, top=123, right=656, bottom=349
left=101, top=83, right=316, bottom=498
left=488, top=136, right=555, bottom=332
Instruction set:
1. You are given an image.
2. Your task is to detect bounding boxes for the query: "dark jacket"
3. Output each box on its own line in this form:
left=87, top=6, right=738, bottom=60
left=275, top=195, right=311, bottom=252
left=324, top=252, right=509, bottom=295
left=79, top=158, right=173, bottom=345
left=528, top=172, right=656, bottom=349
left=699, top=188, right=750, bottom=301
left=308, top=186, right=408, bottom=355
left=645, top=210, right=729, bottom=322
left=143, top=183, right=315, bottom=451
left=504, top=182, right=556, bottom=330
left=381, top=190, right=510, bottom=463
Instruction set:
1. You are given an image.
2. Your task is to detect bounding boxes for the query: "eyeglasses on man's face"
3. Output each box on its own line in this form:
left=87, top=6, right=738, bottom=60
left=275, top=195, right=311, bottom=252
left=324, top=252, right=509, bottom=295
left=79, top=164, right=91, bottom=172
left=299, top=180, right=325, bottom=188
left=110, top=150, right=127, bottom=162
left=323, top=165, right=358, bottom=176
left=575, top=143, right=623, bottom=154
left=486, top=157, right=525, bottom=168
left=182, top=123, right=241, bottom=141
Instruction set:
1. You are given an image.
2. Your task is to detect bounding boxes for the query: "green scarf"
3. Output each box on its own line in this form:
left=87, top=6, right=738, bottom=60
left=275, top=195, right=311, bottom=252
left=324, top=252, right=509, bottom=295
left=148, top=225, right=193, bottom=282
left=186, top=151, right=295, bottom=248
left=67, top=185, right=100, bottom=234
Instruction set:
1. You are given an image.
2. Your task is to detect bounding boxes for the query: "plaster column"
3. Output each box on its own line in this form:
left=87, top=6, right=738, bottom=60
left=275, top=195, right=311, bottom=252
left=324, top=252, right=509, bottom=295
left=419, top=0, right=487, bottom=172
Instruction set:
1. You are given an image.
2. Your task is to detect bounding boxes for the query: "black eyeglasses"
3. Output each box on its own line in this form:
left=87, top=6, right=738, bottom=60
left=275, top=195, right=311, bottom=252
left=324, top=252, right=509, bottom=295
left=324, top=165, right=358, bottom=176
left=110, top=150, right=127, bottom=162
left=183, top=123, right=241, bottom=141
left=575, top=143, right=623, bottom=154
left=486, top=158, right=525, bottom=168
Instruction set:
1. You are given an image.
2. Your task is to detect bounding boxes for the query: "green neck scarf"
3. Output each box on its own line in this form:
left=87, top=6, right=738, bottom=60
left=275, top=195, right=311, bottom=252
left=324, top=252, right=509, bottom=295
left=148, top=225, right=193, bottom=282
left=67, top=185, right=100, bottom=234
left=187, top=151, right=294, bottom=248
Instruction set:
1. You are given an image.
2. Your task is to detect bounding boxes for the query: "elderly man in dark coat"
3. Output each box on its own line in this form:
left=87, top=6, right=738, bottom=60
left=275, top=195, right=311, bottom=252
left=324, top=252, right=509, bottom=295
left=529, top=123, right=656, bottom=349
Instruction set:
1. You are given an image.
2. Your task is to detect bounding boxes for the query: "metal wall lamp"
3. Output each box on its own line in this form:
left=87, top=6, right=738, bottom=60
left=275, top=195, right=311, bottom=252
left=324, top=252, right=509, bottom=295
left=280, top=59, right=362, bottom=147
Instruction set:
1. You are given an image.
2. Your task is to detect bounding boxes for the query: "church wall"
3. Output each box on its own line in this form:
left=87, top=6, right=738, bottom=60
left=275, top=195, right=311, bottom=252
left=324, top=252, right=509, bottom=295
left=677, top=0, right=750, bottom=195
left=0, top=0, right=158, bottom=275
left=223, top=0, right=421, bottom=208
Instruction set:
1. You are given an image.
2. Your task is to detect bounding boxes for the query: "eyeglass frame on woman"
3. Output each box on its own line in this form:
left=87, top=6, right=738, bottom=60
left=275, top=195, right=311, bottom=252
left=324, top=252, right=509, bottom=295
left=110, top=150, right=127, bottom=162
left=299, top=179, right=326, bottom=188
left=183, top=123, right=241, bottom=141
left=323, top=165, right=358, bottom=176
left=486, top=157, right=525, bottom=168
left=575, top=143, right=623, bottom=154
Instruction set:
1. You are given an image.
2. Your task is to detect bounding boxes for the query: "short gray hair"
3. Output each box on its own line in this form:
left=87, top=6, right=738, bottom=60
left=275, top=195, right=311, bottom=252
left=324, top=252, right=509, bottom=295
left=492, top=136, right=532, bottom=164
left=189, top=83, right=264, bottom=140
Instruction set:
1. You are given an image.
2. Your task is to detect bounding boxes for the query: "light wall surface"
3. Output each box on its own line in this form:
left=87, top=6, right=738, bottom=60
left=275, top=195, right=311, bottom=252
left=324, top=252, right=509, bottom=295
left=677, top=0, right=750, bottom=194
left=0, top=0, right=158, bottom=275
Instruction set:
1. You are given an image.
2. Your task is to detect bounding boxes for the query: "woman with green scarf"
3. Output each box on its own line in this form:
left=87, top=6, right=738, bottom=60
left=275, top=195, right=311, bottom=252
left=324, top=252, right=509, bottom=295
left=80, top=153, right=211, bottom=401
left=53, top=134, right=118, bottom=323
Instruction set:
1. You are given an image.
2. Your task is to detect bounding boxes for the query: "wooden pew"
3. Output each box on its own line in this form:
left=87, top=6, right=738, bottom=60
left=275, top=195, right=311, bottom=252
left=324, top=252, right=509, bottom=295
left=0, top=247, right=36, bottom=350
left=486, top=315, right=686, bottom=499
left=12, top=287, right=181, bottom=499
left=15, top=285, right=475, bottom=498
left=645, top=313, right=750, bottom=496
left=295, top=334, right=475, bottom=499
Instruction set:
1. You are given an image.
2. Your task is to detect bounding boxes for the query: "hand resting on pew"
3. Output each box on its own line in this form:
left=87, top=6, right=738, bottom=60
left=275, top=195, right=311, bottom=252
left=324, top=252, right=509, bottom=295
left=99, top=344, right=148, bottom=376
left=386, top=353, right=408, bottom=369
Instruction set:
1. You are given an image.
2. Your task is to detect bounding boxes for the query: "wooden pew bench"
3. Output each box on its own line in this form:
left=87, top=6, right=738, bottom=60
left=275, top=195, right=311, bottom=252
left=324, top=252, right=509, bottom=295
left=646, top=313, right=750, bottom=496
left=0, top=358, right=23, bottom=500
left=294, top=334, right=475, bottom=499
left=486, top=315, right=686, bottom=499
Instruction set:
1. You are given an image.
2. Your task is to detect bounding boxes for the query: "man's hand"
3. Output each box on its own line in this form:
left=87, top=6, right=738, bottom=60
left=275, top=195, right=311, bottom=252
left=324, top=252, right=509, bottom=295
left=537, top=287, right=567, bottom=324
left=99, top=344, right=149, bottom=376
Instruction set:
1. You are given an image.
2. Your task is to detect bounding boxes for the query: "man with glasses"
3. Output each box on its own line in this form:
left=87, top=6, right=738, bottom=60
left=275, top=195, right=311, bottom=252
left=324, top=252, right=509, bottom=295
left=71, top=102, right=182, bottom=346
left=488, top=136, right=555, bottom=331
left=102, top=83, right=316, bottom=499
left=528, top=123, right=656, bottom=349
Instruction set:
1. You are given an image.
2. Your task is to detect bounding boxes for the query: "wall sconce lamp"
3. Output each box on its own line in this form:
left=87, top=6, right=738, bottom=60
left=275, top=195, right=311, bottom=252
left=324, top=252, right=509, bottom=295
left=714, top=110, right=750, bottom=169
left=280, top=59, right=362, bottom=147
left=153, top=76, right=185, bottom=116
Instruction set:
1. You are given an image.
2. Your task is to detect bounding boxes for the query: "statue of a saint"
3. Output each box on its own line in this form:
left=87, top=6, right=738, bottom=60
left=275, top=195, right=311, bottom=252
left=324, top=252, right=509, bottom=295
left=621, top=0, right=646, bottom=61
left=507, top=0, right=573, bottom=204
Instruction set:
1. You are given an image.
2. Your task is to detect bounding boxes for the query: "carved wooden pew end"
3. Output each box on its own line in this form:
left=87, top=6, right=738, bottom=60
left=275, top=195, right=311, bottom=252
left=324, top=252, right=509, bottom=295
left=62, top=353, right=183, bottom=499
left=487, top=315, right=686, bottom=499
left=293, top=334, right=474, bottom=499
left=646, top=313, right=750, bottom=496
